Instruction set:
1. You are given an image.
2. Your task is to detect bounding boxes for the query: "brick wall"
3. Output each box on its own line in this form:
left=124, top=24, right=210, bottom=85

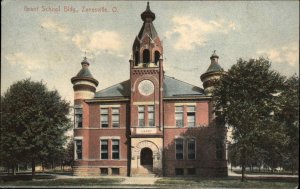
left=163, top=100, right=227, bottom=176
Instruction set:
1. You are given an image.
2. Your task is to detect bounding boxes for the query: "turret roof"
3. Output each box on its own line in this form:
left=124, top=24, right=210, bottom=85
left=204, top=51, right=223, bottom=74
left=205, top=62, right=224, bottom=73
left=71, top=57, right=99, bottom=86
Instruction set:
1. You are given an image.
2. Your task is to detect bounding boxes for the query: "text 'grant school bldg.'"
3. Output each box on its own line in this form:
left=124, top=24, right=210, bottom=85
left=71, top=3, right=228, bottom=177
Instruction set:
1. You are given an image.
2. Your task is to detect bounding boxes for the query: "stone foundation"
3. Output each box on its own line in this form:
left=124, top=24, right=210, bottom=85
left=73, top=166, right=127, bottom=176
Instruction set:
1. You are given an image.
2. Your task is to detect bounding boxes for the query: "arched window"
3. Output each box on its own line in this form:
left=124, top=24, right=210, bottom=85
left=135, top=51, right=139, bottom=66
left=143, top=49, right=150, bottom=63
left=154, top=51, right=160, bottom=65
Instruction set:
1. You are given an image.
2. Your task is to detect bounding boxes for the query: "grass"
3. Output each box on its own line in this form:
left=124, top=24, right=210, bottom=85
left=0, top=178, right=124, bottom=186
left=233, top=170, right=297, bottom=175
left=0, top=174, right=298, bottom=188
left=156, top=177, right=298, bottom=189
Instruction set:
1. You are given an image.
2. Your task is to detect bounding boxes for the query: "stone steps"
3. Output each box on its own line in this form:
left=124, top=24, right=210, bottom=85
left=132, top=165, right=156, bottom=176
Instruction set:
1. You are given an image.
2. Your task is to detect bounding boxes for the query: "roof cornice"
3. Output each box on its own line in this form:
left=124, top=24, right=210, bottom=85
left=163, top=96, right=212, bottom=101
left=85, top=97, right=130, bottom=103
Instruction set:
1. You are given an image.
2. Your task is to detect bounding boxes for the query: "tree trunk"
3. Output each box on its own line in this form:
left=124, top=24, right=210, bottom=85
left=241, top=149, right=246, bottom=182
left=31, top=160, right=35, bottom=176
left=42, top=161, right=45, bottom=173
left=291, top=158, right=295, bottom=175
left=241, top=165, right=245, bottom=182
left=12, top=164, right=15, bottom=176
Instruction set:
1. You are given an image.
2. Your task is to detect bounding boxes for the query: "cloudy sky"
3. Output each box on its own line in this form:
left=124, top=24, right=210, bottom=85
left=2, top=1, right=299, bottom=105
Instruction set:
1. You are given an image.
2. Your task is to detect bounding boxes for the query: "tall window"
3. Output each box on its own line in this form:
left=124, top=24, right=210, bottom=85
left=100, top=108, right=109, bottom=128
left=188, top=139, right=196, bottom=160
left=138, top=106, right=145, bottom=127
left=175, top=139, right=184, bottom=160
left=216, top=140, right=223, bottom=160
left=135, top=51, right=139, bottom=66
left=75, top=108, right=82, bottom=128
left=187, top=106, right=196, bottom=127
left=154, top=51, right=160, bottom=65
left=112, top=108, right=120, bottom=127
left=100, top=140, right=108, bottom=159
left=75, top=140, right=82, bottom=160
left=148, top=105, right=155, bottom=127
left=175, top=106, right=184, bottom=127
left=112, top=140, right=120, bottom=159
left=143, top=49, right=150, bottom=63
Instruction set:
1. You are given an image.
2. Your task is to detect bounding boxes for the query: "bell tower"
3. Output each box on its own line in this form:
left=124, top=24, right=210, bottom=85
left=132, top=2, right=163, bottom=67
left=129, top=2, right=163, bottom=176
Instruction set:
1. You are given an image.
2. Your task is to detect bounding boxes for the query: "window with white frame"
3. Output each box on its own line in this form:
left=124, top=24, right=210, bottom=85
left=188, top=138, right=196, bottom=160
left=101, top=140, right=108, bottom=159
left=74, top=108, right=82, bottom=128
left=138, top=106, right=145, bottom=127
left=112, top=108, right=120, bottom=127
left=175, top=138, right=184, bottom=160
left=112, top=140, right=120, bottom=159
left=148, top=105, right=155, bottom=127
left=75, top=140, right=82, bottom=160
left=100, top=108, right=109, bottom=128
left=175, top=106, right=184, bottom=127
left=187, top=106, right=196, bottom=127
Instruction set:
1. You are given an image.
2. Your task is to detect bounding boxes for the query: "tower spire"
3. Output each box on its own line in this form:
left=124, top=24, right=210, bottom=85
left=132, top=2, right=163, bottom=66
left=141, top=1, right=155, bottom=22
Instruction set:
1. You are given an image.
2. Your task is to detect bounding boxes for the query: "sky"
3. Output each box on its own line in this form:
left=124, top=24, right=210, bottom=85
left=1, top=0, right=299, bottom=106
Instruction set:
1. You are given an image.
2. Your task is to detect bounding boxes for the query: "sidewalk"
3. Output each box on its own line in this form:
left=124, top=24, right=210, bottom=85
left=121, top=176, right=160, bottom=185
left=53, top=174, right=160, bottom=185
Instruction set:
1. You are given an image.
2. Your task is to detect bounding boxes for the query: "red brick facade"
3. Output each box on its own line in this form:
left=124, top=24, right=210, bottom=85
left=71, top=3, right=227, bottom=177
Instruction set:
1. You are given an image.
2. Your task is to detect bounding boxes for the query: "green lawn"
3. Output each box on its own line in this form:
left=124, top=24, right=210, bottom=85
left=0, top=178, right=124, bottom=186
left=0, top=175, right=298, bottom=188
left=156, top=177, right=298, bottom=189
left=232, top=170, right=297, bottom=175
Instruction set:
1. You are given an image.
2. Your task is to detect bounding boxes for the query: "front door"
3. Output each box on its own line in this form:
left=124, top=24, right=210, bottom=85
left=140, top=148, right=153, bottom=166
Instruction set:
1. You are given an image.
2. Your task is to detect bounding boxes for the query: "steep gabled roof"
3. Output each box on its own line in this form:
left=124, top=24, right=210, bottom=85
left=95, top=75, right=204, bottom=98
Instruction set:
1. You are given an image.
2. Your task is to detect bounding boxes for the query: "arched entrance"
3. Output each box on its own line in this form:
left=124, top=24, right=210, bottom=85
left=140, top=147, right=153, bottom=166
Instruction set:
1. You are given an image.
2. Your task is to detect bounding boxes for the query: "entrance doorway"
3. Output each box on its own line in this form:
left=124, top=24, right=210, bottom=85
left=140, top=148, right=153, bottom=166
